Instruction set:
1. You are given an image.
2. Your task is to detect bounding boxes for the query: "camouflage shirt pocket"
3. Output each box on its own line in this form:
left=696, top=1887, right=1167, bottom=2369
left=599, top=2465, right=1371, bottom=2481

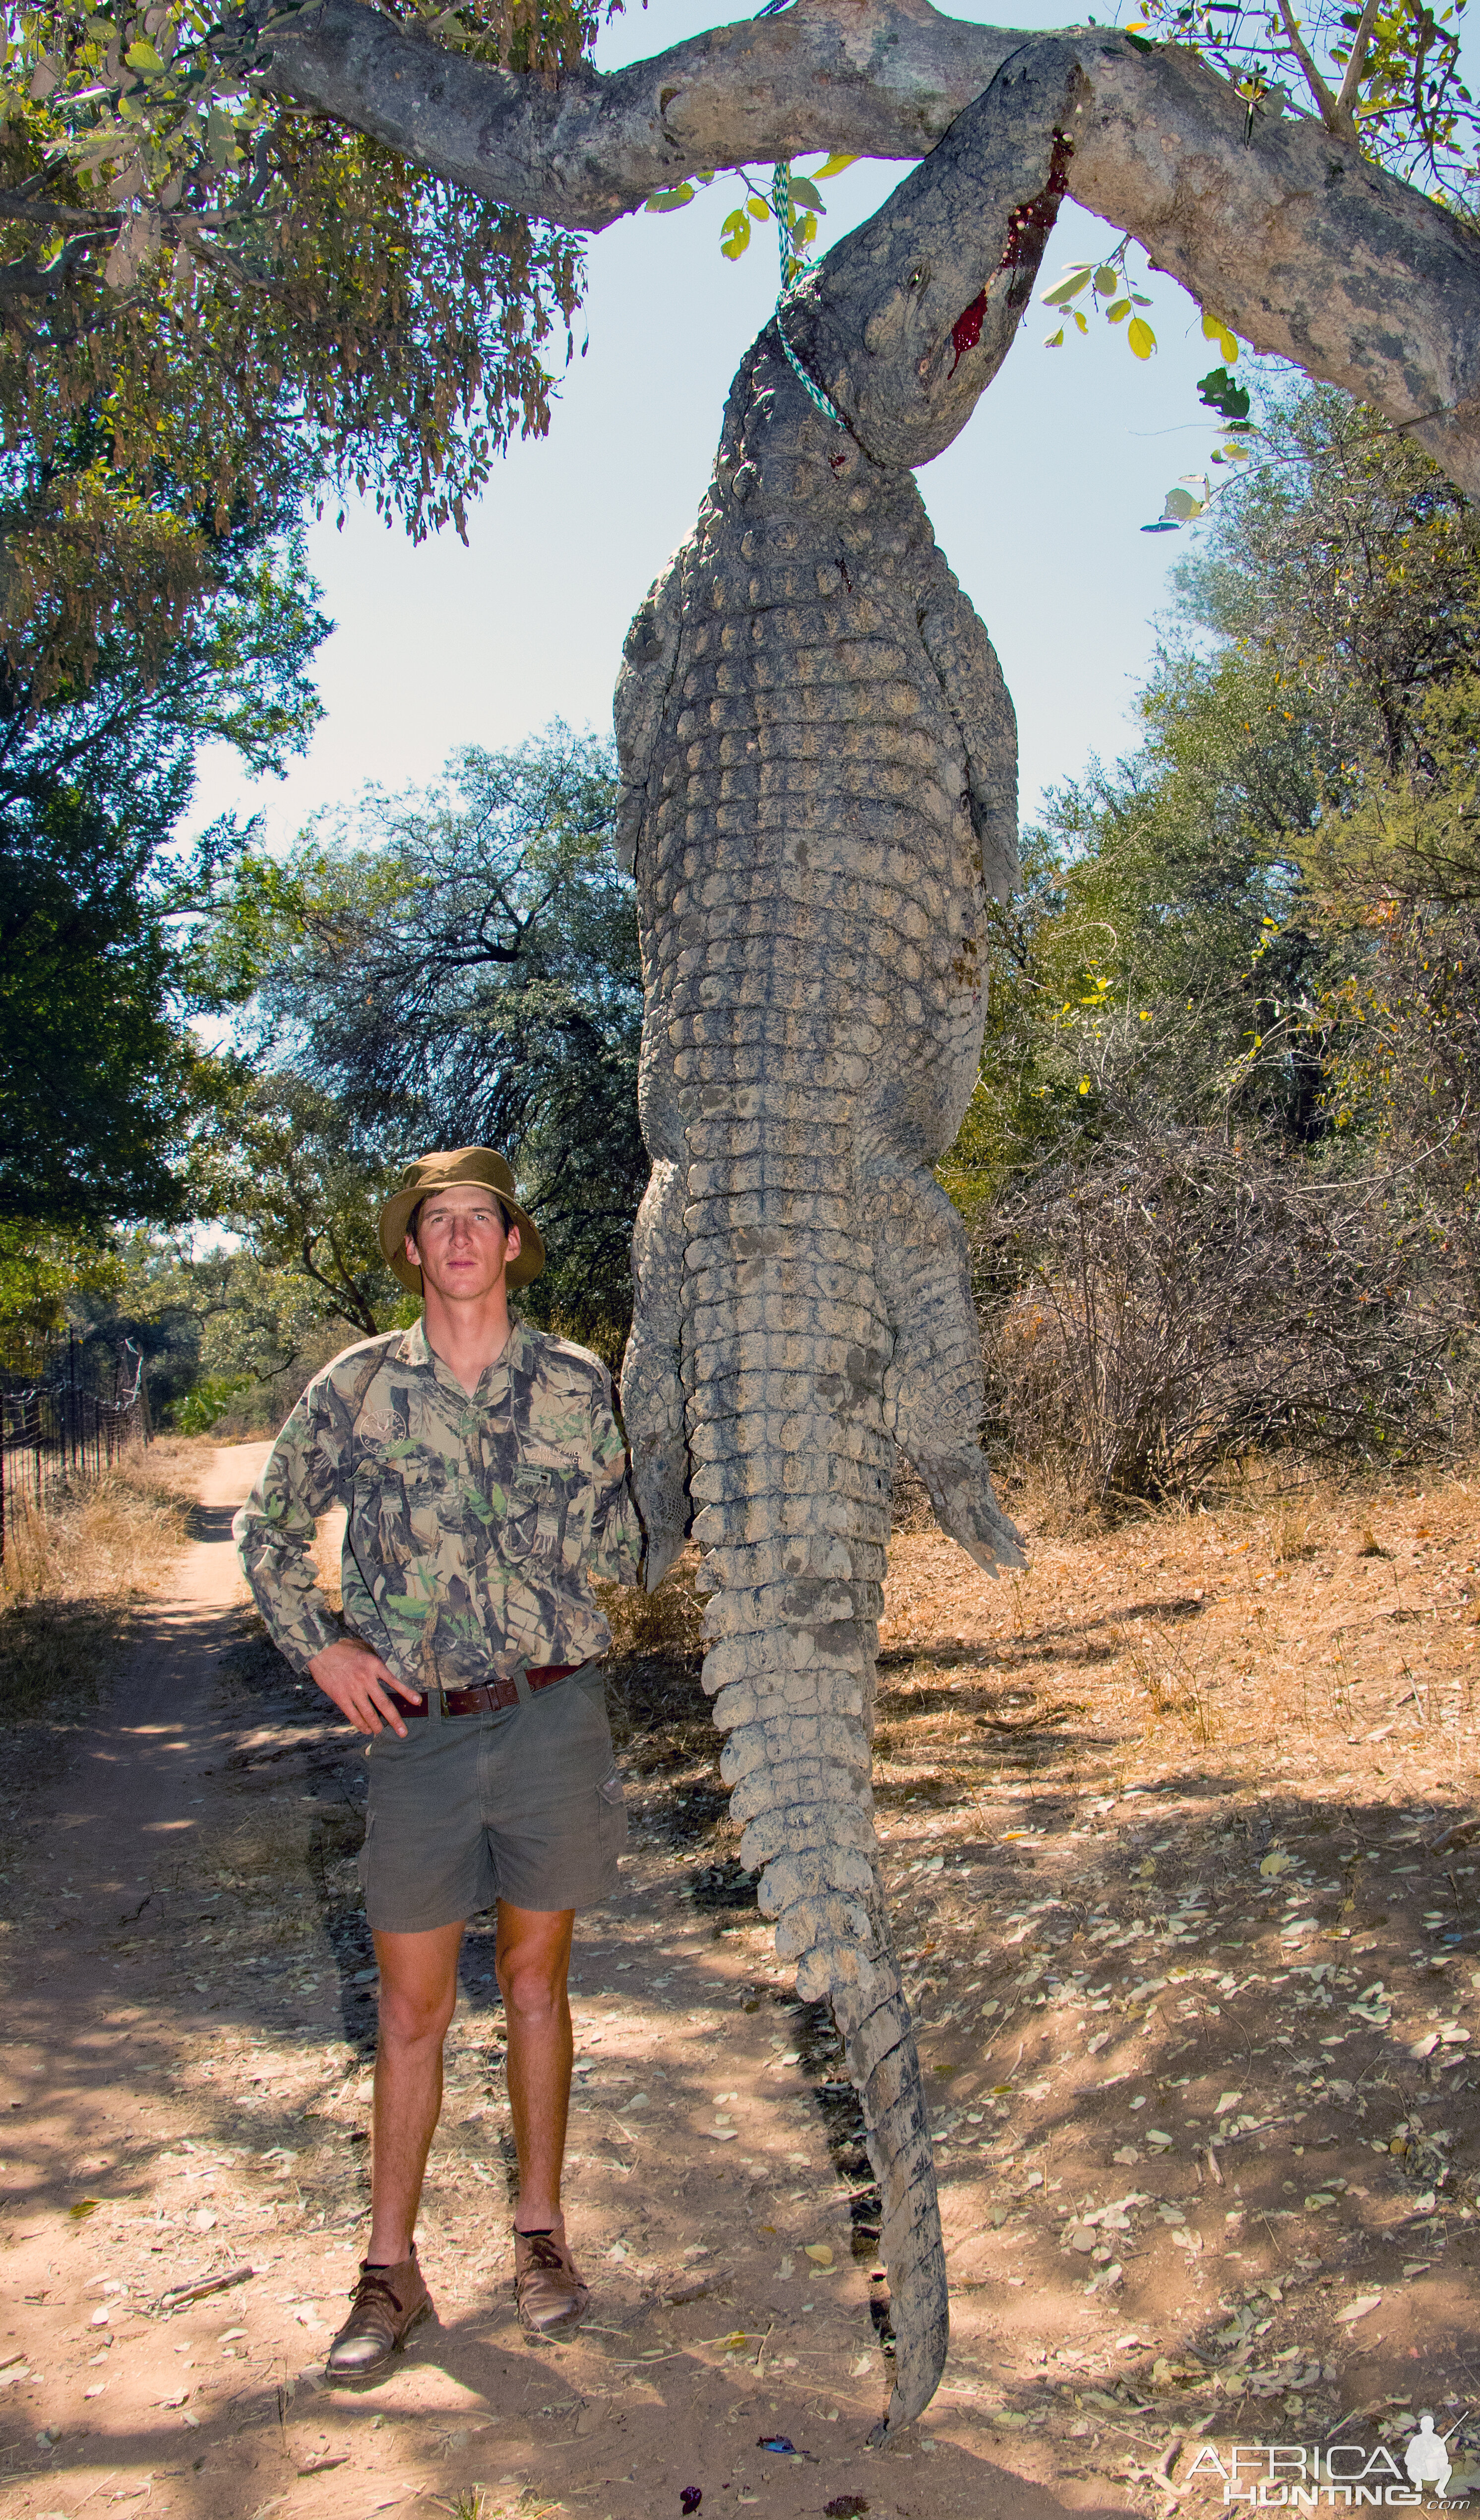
left=506, top=1459, right=578, bottom=1564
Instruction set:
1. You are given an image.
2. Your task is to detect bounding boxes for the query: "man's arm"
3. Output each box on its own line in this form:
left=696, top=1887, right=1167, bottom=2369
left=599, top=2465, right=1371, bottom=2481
left=586, top=1367, right=646, bottom=1588
left=234, top=1382, right=424, bottom=1738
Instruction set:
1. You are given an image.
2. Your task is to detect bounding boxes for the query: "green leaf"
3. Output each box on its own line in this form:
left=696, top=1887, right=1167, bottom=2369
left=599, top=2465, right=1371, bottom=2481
left=1093, top=264, right=1119, bottom=293
left=813, top=153, right=859, bottom=179
left=1044, top=326, right=1065, bottom=347
left=645, top=183, right=696, bottom=212
left=1202, top=311, right=1240, bottom=362
left=1127, top=315, right=1157, bottom=358
left=1106, top=298, right=1131, bottom=321
left=1042, top=266, right=1093, bottom=307
left=1197, top=365, right=1251, bottom=422
left=123, top=38, right=164, bottom=72
left=749, top=196, right=770, bottom=222
left=788, top=176, right=825, bottom=212
left=1163, top=485, right=1204, bottom=519
left=720, top=208, right=751, bottom=261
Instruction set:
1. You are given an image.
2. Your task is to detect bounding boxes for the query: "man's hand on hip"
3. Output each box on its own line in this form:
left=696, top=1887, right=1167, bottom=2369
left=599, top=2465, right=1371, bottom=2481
left=308, top=1638, right=423, bottom=1738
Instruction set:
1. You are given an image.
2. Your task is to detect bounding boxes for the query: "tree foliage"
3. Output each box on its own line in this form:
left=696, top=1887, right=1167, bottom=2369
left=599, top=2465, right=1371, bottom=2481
left=950, top=382, right=1480, bottom=1504
left=0, top=14, right=587, bottom=699
left=1131, top=0, right=1474, bottom=192
left=1175, top=386, right=1480, bottom=772
left=0, top=504, right=326, bottom=1231
left=193, top=1067, right=404, bottom=1337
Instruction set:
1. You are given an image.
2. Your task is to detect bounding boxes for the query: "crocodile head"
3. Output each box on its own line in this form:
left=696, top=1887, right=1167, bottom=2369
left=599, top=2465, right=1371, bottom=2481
left=793, top=47, right=1085, bottom=470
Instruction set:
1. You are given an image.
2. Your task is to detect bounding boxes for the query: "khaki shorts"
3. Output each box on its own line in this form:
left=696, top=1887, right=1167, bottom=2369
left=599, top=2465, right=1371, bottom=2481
left=358, top=1666, right=627, bottom=1934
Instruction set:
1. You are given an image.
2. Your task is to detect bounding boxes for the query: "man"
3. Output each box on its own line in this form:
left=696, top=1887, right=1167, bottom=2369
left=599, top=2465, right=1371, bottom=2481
left=235, top=1146, right=644, bottom=2379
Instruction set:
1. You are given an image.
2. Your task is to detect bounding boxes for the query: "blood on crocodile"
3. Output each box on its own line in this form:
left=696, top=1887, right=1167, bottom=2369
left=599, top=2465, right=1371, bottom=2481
left=950, top=127, right=1074, bottom=373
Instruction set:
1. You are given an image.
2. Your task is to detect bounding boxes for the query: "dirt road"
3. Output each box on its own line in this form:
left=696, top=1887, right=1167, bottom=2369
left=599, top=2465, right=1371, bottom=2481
left=4, top=1443, right=1480, bottom=2520
left=0, top=1445, right=1058, bottom=2520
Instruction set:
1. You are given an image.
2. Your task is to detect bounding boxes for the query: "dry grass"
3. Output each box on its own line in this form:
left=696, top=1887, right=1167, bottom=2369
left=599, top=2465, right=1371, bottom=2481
left=0, top=1440, right=202, bottom=1716
left=867, top=1456, right=1480, bottom=1817
left=596, top=1543, right=707, bottom=1662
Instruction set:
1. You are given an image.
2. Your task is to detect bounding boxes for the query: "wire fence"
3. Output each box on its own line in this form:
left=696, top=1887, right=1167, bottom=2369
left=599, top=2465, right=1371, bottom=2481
left=0, top=1330, right=149, bottom=1567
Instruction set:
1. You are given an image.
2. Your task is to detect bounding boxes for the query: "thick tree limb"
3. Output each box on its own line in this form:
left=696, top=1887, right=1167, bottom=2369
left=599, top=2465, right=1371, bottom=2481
left=251, top=0, right=1022, bottom=225
left=1065, top=38, right=1480, bottom=496
left=251, top=0, right=1480, bottom=495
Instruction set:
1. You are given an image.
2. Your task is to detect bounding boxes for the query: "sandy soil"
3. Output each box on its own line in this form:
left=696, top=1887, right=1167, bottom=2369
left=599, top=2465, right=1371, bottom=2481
left=2, top=1448, right=1479, bottom=2520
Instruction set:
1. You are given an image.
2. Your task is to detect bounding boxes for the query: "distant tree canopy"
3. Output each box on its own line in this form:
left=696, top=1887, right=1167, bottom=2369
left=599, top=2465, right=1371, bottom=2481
left=952, top=383, right=1480, bottom=1204
left=207, top=723, right=645, bottom=1362
left=947, top=383, right=1480, bottom=1504
left=0, top=504, right=326, bottom=1240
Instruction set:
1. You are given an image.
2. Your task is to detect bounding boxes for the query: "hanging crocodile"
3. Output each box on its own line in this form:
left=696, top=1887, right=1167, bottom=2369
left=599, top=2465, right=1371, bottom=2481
left=615, top=46, right=1082, bottom=2444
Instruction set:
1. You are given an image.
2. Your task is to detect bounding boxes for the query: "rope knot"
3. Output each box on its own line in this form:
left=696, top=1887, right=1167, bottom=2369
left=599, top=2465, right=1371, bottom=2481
left=770, top=160, right=846, bottom=432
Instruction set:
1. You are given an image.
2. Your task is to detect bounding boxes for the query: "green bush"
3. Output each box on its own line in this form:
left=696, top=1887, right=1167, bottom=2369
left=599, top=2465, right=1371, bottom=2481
left=167, top=1375, right=252, bottom=1435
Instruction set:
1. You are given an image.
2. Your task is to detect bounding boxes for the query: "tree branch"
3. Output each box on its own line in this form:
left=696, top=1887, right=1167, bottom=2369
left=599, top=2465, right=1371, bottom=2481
left=247, top=1, right=1480, bottom=499
left=1335, top=0, right=1383, bottom=121
left=1272, top=0, right=1354, bottom=142
left=250, top=0, right=1022, bottom=229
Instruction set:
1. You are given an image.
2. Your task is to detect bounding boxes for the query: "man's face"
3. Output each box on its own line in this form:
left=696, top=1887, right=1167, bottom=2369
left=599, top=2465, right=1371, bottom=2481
left=406, top=1183, right=521, bottom=1304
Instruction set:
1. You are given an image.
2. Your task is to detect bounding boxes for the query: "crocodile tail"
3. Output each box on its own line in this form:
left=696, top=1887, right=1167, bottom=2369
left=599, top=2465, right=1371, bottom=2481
left=682, top=1156, right=948, bottom=2439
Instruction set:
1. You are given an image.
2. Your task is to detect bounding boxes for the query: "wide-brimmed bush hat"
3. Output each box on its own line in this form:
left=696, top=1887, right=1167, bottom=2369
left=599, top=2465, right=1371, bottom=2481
left=378, top=1147, right=545, bottom=1296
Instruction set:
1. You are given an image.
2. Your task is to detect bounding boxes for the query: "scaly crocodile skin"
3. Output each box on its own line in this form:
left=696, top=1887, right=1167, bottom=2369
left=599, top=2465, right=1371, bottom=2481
left=617, top=331, right=1026, bottom=2436
left=615, top=54, right=1080, bottom=2437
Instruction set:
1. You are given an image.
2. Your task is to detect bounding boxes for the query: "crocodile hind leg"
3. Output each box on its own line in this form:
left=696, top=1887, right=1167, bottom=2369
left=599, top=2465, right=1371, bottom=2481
left=875, top=1169, right=1025, bottom=1575
left=621, top=1158, right=690, bottom=1589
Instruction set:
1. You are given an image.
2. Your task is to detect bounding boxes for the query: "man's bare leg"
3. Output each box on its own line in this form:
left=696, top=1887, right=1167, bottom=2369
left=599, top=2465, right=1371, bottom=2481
left=368, top=1919, right=465, bottom=2264
left=495, top=1902, right=576, bottom=2229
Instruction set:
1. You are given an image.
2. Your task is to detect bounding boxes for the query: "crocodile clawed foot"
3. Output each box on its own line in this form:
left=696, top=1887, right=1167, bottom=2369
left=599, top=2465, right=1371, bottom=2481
left=918, top=1445, right=1025, bottom=1575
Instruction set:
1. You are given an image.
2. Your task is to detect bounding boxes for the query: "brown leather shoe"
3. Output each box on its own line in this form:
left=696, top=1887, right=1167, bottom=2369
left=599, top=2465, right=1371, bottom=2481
left=326, top=2248, right=431, bottom=2380
left=514, top=2218, right=590, bottom=2337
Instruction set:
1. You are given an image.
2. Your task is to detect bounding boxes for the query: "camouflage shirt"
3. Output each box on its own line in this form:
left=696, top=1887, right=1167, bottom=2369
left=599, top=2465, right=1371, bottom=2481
left=234, top=1316, right=643, bottom=1689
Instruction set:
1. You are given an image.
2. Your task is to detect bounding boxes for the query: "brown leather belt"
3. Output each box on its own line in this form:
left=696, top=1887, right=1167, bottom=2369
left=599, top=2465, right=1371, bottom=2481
left=401, top=1661, right=584, bottom=1719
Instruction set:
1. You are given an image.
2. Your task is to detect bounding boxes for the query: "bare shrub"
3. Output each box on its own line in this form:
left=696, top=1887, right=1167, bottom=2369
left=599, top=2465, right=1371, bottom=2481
left=975, top=1127, right=1476, bottom=1514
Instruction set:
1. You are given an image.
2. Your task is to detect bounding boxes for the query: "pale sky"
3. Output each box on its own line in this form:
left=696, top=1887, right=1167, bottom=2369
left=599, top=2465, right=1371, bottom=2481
left=188, top=0, right=1254, bottom=855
